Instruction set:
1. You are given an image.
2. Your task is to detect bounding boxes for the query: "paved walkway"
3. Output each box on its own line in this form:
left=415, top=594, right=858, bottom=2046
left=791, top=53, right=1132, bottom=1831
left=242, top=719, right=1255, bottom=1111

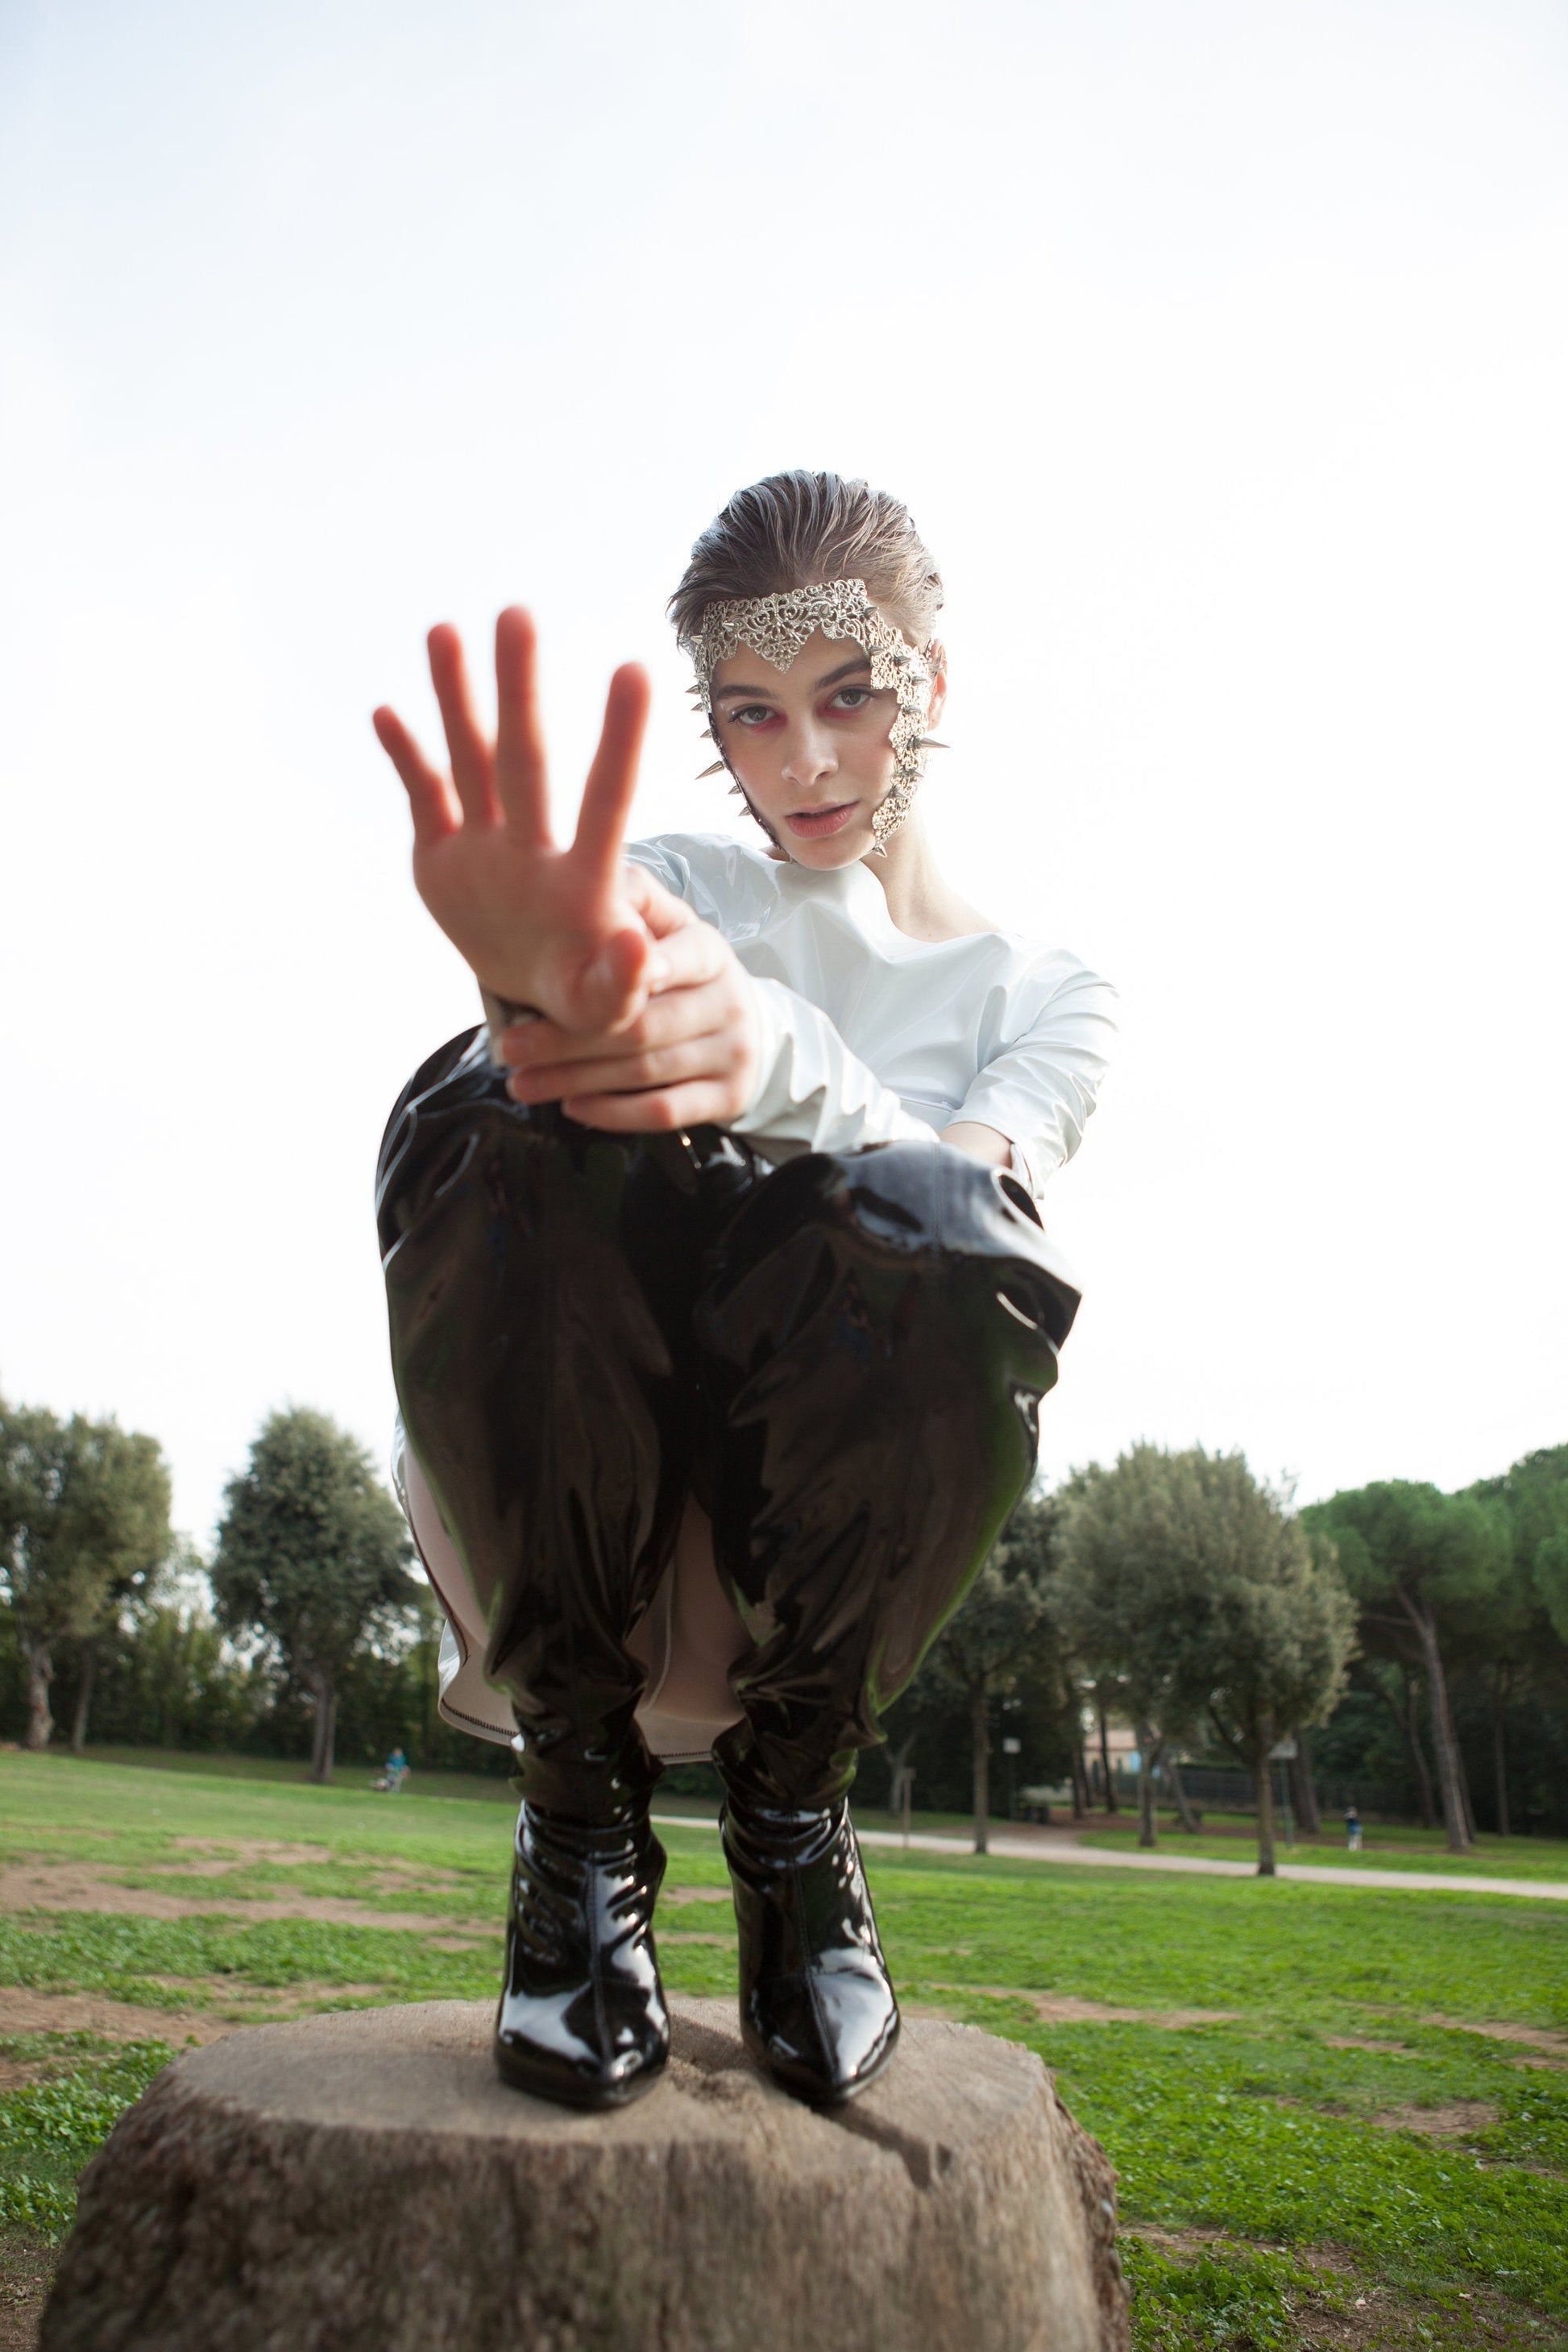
left=651, top=1815, right=1568, bottom=1901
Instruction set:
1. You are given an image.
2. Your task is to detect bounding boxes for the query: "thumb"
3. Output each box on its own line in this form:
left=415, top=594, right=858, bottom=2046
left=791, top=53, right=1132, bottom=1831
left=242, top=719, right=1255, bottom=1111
left=574, top=924, right=652, bottom=1032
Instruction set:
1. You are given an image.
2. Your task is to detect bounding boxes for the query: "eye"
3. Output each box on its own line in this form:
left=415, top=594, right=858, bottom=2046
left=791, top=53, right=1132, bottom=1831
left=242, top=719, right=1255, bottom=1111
left=827, top=687, right=874, bottom=713
left=728, top=703, right=781, bottom=728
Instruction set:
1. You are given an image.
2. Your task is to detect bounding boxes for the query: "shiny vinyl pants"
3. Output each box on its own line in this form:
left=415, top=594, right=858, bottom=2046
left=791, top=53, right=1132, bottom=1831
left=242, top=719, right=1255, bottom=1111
left=375, top=1028, right=1081, bottom=1812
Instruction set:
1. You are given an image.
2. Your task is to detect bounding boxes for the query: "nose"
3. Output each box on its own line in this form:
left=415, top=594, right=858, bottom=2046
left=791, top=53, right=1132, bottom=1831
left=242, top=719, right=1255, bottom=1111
left=780, top=719, right=838, bottom=797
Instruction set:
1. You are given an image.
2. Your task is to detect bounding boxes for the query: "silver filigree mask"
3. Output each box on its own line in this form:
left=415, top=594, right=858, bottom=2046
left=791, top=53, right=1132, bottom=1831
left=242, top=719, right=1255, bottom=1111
left=683, top=579, right=940, bottom=852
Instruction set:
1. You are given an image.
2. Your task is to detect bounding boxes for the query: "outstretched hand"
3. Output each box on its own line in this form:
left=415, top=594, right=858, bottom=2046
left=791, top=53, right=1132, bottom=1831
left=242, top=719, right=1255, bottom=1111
left=373, top=608, right=662, bottom=1035
left=375, top=608, right=761, bottom=1130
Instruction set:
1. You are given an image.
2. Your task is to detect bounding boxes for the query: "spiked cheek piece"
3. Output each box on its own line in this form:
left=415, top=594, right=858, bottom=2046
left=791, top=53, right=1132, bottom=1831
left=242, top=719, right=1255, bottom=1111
left=682, top=580, right=943, bottom=853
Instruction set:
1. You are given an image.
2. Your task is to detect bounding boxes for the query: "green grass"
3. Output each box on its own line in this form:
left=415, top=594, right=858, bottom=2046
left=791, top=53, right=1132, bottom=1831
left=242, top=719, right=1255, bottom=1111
left=2, top=1751, right=1565, bottom=2350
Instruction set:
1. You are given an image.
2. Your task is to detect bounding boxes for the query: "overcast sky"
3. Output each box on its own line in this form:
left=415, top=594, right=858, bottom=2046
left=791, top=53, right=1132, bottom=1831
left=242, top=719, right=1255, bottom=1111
left=2, top=0, right=1564, bottom=1547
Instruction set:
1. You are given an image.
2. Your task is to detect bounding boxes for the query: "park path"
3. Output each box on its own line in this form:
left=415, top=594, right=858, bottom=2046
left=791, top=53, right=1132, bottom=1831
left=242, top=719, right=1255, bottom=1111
left=650, top=1815, right=1568, bottom=1900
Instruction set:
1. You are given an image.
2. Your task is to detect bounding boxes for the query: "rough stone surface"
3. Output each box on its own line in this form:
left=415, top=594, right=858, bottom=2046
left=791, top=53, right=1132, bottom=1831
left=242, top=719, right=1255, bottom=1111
left=41, top=1997, right=1128, bottom=2352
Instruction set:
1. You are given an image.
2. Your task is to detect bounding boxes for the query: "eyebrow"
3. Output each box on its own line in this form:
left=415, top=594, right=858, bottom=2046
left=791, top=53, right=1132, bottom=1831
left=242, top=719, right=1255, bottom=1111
left=715, top=655, right=873, bottom=701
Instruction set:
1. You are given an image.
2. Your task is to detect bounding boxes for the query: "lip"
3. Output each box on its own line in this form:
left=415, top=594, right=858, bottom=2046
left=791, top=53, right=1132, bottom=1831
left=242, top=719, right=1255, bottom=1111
left=785, top=803, right=858, bottom=839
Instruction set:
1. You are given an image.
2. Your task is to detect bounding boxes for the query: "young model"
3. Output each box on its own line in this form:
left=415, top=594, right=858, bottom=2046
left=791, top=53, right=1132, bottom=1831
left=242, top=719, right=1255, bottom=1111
left=372, top=472, right=1115, bottom=2113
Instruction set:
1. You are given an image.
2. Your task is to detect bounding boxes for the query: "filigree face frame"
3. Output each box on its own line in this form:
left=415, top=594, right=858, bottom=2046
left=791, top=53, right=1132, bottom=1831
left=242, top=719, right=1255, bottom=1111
left=683, top=579, right=938, bottom=850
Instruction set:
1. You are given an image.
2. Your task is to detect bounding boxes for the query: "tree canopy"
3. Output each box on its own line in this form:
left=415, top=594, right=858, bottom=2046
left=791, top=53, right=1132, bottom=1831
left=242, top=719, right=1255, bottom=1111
left=0, top=1400, right=172, bottom=1750
left=1055, top=1444, right=1354, bottom=1867
left=211, top=1408, right=417, bottom=1782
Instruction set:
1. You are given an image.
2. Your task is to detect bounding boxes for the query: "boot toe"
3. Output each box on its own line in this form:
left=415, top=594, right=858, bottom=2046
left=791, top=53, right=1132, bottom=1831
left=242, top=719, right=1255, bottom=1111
left=743, top=1962, right=899, bottom=2105
left=495, top=1981, right=669, bottom=2109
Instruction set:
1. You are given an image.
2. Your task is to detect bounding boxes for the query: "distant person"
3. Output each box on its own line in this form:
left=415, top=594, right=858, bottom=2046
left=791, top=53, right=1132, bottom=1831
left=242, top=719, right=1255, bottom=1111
left=384, top=1746, right=408, bottom=1794
left=373, top=471, right=1117, bottom=2113
left=1345, top=1804, right=1363, bottom=1852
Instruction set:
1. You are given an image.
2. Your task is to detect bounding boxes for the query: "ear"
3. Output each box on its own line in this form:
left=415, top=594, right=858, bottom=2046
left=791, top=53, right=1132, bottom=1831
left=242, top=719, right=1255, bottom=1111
left=925, top=640, right=948, bottom=730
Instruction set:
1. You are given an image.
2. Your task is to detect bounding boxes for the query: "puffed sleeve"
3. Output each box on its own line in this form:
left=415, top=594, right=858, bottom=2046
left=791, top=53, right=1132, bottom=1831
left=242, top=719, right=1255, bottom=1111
left=732, top=977, right=938, bottom=1161
left=626, top=836, right=935, bottom=1160
left=956, top=954, right=1118, bottom=1197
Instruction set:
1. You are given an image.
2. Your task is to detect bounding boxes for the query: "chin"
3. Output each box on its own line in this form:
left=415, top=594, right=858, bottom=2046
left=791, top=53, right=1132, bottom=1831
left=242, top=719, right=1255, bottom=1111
left=789, top=833, right=873, bottom=869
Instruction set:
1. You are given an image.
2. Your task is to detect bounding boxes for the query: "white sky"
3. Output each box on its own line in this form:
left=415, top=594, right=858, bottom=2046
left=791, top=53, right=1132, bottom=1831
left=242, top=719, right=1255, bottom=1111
left=2, top=0, right=1565, bottom=1549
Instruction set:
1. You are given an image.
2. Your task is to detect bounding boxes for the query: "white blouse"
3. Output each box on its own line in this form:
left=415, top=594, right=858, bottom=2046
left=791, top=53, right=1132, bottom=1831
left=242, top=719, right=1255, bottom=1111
left=407, top=831, right=1116, bottom=1757
left=626, top=832, right=1117, bottom=1197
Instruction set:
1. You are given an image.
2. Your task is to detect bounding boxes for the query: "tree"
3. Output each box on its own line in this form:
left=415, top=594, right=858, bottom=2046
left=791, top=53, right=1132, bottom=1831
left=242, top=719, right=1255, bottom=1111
left=1051, top=1448, right=1216, bottom=1849
left=1307, top=1483, right=1509, bottom=1854
left=1054, top=1446, right=1354, bottom=1870
left=1197, top=1509, right=1357, bottom=1875
left=929, top=1551, right=1050, bottom=1855
left=1466, top=1446, right=1568, bottom=1835
left=211, top=1408, right=418, bottom=1782
left=0, top=1401, right=172, bottom=1751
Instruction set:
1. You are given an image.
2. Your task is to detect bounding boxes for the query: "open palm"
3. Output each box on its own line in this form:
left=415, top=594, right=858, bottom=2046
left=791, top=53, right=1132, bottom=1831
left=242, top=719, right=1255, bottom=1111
left=373, top=608, right=662, bottom=1034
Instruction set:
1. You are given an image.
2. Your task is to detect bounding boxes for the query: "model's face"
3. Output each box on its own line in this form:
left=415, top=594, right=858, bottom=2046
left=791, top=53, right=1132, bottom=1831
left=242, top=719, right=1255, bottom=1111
left=709, top=627, right=945, bottom=867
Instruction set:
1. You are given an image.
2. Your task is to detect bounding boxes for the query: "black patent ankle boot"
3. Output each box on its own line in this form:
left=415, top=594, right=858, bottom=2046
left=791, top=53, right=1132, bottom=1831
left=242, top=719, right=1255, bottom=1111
left=495, top=1749, right=670, bottom=2110
left=721, top=1794, right=898, bottom=2106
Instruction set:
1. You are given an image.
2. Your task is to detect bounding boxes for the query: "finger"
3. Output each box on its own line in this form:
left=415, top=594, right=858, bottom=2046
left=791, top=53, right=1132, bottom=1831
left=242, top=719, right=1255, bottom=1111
left=572, top=663, right=651, bottom=883
left=427, top=624, right=499, bottom=824
left=565, top=1080, right=740, bottom=1132
left=621, top=861, right=697, bottom=940
left=372, top=707, right=460, bottom=849
left=509, top=1040, right=724, bottom=1103
left=637, top=919, right=728, bottom=993
left=493, top=606, right=552, bottom=848
left=500, top=979, right=732, bottom=1067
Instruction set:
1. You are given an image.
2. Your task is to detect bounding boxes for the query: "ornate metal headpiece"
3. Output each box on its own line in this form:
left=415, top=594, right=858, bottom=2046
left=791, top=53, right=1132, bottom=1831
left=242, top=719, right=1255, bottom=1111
left=683, top=579, right=940, bottom=851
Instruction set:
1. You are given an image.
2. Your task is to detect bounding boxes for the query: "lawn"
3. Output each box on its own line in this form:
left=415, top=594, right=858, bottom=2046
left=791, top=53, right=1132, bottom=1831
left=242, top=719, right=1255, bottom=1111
left=1, top=1751, right=1565, bottom=2351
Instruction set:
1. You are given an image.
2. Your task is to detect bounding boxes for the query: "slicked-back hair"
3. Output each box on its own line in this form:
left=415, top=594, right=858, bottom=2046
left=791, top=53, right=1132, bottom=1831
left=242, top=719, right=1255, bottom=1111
left=669, top=471, right=944, bottom=653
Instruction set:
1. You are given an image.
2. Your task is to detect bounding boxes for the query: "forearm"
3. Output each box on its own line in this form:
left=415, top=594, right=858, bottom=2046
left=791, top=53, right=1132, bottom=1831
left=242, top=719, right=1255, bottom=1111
left=939, top=1120, right=1014, bottom=1171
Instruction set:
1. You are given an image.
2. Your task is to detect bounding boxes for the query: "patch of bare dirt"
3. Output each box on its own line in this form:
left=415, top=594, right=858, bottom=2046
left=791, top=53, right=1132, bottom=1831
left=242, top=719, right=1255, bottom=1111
left=170, top=1838, right=332, bottom=1867
left=936, top=1984, right=1239, bottom=2029
left=0, top=1989, right=234, bottom=2046
left=663, top=1886, right=731, bottom=1906
left=0, top=1862, right=480, bottom=1937
left=1421, top=2014, right=1568, bottom=2058
left=657, top=1931, right=732, bottom=1948
left=0, top=2060, right=48, bottom=2090
left=0, top=2230, right=55, bottom=2352
left=1367, top=2099, right=1500, bottom=2140
left=1325, top=2035, right=1412, bottom=2055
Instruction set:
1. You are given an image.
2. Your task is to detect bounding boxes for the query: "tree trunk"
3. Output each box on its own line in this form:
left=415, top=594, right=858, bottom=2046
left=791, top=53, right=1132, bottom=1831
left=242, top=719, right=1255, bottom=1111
left=885, top=1735, right=916, bottom=1819
left=1400, top=1598, right=1470, bottom=1853
left=1168, top=1757, right=1201, bottom=1833
left=1253, top=1716, right=1278, bottom=1877
left=1069, top=1730, right=1088, bottom=1821
left=1136, top=1723, right=1157, bottom=1849
left=71, top=1641, right=97, bottom=1757
left=971, top=1686, right=990, bottom=1856
left=1456, top=1732, right=1479, bottom=1846
left=1288, top=1728, right=1321, bottom=1836
left=1491, top=1674, right=1511, bottom=1838
left=1097, top=1704, right=1118, bottom=1815
left=23, top=1638, right=55, bottom=1752
left=1392, top=1665, right=1437, bottom=1828
left=306, top=1674, right=338, bottom=1786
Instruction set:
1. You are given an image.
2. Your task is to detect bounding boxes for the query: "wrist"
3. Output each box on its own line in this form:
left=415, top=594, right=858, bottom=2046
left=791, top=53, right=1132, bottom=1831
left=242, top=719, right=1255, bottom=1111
left=479, top=986, right=542, bottom=1068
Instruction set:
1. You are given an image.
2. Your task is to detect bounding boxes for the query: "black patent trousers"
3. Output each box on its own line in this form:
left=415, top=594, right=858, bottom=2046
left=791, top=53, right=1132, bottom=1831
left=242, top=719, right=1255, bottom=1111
left=375, top=1028, right=1081, bottom=1811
